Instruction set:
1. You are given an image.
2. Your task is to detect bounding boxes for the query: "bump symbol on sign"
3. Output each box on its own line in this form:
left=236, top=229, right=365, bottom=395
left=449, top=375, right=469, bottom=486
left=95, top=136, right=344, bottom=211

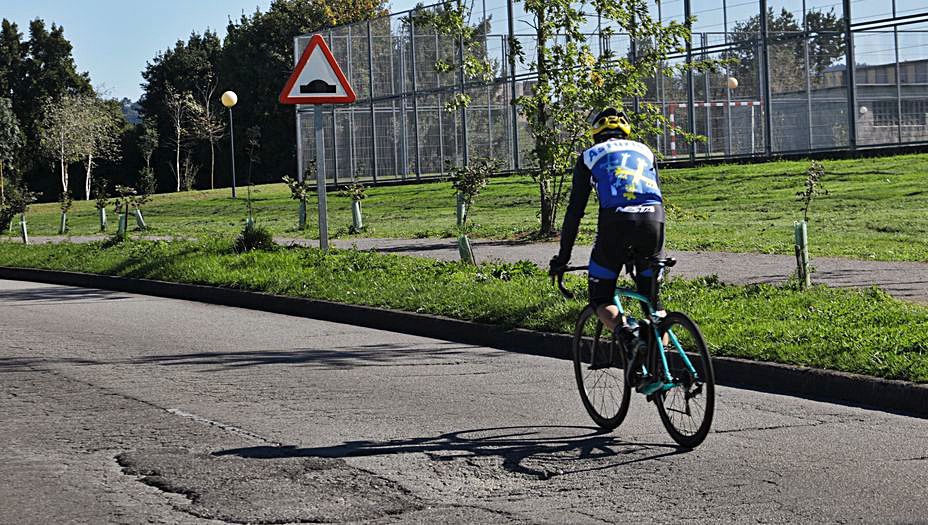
left=301, top=80, right=337, bottom=94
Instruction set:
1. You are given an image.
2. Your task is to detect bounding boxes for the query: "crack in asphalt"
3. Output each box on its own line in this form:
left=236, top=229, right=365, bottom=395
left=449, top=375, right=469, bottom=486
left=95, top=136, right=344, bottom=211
left=16, top=361, right=282, bottom=449
left=714, top=421, right=827, bottom=434
left=165, top=409, right=281, bottom=446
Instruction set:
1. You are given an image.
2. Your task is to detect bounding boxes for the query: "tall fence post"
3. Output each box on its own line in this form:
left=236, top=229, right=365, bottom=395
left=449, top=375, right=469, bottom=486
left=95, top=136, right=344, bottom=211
left=506, top=0, right=520, bottom=171
left=760, top=0, right=774, bottom=156
left=410, top=14, right=422, bottom=180
left=458, top=31, right=469, bottom=166
left=294, top=37, right=305, bottom=183
left=684, top=0, right=696, bottom=163
left=842, top=0, right=858, bottom=150
left=368, top=20, right=379, bottom=182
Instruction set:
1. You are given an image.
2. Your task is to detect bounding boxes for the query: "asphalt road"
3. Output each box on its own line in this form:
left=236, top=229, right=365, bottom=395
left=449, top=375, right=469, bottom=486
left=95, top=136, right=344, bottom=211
left=1, top=279, right=927, bottom=524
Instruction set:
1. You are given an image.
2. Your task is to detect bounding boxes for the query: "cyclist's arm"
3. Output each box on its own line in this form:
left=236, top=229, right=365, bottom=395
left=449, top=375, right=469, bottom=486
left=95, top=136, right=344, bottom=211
left=555, top=156, right=593, bottom=264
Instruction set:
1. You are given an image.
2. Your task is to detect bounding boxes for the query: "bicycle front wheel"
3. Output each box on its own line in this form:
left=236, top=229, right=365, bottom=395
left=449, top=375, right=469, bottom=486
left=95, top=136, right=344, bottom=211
left=654, top=312, right=715, bottom=448
left=572, top=306, right=631, bottom=430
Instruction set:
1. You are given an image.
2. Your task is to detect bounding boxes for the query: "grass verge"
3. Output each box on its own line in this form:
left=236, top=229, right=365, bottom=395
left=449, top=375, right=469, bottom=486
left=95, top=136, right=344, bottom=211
left=1, top=239, right=926, bottom=383
left=4, top=153, right=928, bottom=262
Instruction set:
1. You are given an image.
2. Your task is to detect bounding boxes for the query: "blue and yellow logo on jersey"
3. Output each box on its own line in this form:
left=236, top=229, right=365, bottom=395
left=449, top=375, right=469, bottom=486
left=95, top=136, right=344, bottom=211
left=583, top=139, right=661, bottom=208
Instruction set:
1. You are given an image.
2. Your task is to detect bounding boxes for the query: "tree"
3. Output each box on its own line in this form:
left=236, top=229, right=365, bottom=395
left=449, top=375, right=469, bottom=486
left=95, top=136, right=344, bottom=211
left=218, top=0, right=386, bottom=184
left=0, top=178, right=36, bottom=232
left=514, top=0, right=712, bottom=235
left=138, top=117, right=159, bottom=170
left=0, top=97, right=24, bottom=203
left=1, top=18, right=92, bottom=196
left=0, top=20, right=25, bottom=101
left=188, top=90, right=225, bottom=189
left=38, top=94, right=91, bottom=195
left=140, top=30, right=222, bottom=190
left=727, top=8, right=845, bottom=95
left=78, top=97, right=123, bottom=200
left=163, top=85, right=193, bottom=191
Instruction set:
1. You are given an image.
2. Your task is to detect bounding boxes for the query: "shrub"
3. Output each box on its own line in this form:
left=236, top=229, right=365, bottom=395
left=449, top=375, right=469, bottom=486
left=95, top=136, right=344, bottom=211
left=0, top=180, right=37, bottom=231
left=233, top=222, right=276, bottom=253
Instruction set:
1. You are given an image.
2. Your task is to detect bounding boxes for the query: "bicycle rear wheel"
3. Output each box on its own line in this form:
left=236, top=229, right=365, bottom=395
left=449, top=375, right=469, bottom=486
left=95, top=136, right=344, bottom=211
left=654, top=312, right=715, bottom=448
left=572, top=306, right=631, bottom=430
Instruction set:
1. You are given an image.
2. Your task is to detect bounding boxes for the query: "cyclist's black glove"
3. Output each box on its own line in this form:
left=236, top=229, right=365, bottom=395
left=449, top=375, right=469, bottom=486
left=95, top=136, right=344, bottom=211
left=548, top=255, right=567, bottom=278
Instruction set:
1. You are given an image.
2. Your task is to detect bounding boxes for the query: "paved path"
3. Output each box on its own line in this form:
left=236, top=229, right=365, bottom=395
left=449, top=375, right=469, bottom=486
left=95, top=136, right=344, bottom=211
left=323, top=238, right=928, bottom=305
left=6, top=235, right=927, bottom=304
left=2, top=278, right=927, bottom=523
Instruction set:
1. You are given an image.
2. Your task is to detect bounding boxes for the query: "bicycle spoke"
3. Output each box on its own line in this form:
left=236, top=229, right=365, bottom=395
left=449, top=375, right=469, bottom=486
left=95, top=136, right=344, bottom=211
left=573, top=307, right=631, bottom=430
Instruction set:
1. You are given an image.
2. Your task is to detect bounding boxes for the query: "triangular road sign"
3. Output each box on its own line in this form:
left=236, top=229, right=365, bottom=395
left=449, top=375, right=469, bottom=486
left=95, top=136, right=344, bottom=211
left=280, top=34, right=356, bottom=105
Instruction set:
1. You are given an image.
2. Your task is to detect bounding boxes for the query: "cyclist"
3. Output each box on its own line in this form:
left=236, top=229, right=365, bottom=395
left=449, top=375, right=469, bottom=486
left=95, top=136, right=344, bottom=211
left=548, top=107, right=666, bottom=362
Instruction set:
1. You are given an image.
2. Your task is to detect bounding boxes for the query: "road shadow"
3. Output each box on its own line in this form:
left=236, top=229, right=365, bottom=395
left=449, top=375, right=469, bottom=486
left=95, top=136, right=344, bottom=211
left=131, top=342, right=502, bottom=371
left=0, top=285, right=130, bottom=304
left=213, top=425, right=687, bottom=479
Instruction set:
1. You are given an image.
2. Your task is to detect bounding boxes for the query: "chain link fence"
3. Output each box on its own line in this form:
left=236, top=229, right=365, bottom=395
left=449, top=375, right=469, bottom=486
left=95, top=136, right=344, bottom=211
left=293, top=0, right=928, bottom=185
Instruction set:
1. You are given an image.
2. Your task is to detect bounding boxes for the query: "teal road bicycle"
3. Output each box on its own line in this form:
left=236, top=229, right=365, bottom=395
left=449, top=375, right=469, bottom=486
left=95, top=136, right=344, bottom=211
left=555, top=258, right=715, bottom=448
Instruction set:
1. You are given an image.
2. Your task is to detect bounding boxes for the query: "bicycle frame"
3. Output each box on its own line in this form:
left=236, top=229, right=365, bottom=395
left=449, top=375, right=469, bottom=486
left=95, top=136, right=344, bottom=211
left=613, top=288, right=700, bottom=389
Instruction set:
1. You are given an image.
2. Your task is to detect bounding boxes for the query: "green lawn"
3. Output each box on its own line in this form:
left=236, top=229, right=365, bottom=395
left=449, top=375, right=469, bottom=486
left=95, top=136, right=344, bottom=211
left=1, top=239, right=926, bottom=382
left=6, top=153, right=928, bottom=261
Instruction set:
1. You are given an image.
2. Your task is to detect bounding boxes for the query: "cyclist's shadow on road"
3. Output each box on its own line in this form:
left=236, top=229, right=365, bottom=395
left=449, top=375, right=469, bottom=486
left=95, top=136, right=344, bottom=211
left=213, top=426, right=687, bottom=479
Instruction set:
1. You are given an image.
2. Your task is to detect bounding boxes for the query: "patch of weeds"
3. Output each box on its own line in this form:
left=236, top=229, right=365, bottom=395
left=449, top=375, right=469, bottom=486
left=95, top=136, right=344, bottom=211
left=233, top=223, right=276, bottom=253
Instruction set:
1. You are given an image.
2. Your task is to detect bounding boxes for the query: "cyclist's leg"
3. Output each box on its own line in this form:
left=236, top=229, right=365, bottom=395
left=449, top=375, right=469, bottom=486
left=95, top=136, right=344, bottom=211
left=588, top=232, right=625, bottom=332
left=631, top=221, right=666, bottom=312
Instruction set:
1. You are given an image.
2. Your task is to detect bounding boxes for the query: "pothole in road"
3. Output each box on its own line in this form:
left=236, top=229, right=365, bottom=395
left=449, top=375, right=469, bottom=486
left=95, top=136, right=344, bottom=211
left=116, top=448, right=423, bottom=524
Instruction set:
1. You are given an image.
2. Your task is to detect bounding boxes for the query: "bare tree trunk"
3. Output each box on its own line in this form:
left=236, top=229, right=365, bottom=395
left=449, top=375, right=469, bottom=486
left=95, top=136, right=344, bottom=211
left=60, top=155, right=68, bottom=193
left=539, top=179, right=555, bottom=236
left=84, top=153, right=94, bottom=200
left=175, top=125, right=181, bottom=192
left=59, top=134, right=68, bottom=193
left=210, top=139, right=215, bottom=190
left=1, top=160, right=5, bottom=204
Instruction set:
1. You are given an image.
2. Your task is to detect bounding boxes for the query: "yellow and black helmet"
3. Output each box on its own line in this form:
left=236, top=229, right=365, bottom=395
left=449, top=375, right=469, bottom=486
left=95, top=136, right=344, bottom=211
left=590, top=107, right=631, bottom=140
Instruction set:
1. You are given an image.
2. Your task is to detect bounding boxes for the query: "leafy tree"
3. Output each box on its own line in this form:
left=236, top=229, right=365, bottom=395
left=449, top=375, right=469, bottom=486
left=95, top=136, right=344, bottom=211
left=0, top=178, right=36, bottom=232
left=138, top=117, right=159, bottom=170
left=17, top=20, right=93, bottom=186
left=78, top=97, right=124, bottom=200
left=727, top=8, right=845, bottom=96
left=0, top=97, right=24, bottom=203
left=0, top=20, right=25, bottom=101
left=219, top=0, right=386, bottom=184
left=140, top=30, right=222, bottom=190
left=38, top=94, right=91, bottom=194
left=1, top=18, right=93, bottom=196
left=514, top=0, right=714, bottom=235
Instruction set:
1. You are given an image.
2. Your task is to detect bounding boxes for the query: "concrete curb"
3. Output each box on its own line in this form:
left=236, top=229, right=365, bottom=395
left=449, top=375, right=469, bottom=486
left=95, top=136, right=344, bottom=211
left=2, top=266, right=926, bottom=418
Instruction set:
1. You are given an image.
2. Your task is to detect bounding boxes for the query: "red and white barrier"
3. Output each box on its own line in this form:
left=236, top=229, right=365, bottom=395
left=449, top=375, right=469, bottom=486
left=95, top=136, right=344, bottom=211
left=667, top=101, right=761, bottom=157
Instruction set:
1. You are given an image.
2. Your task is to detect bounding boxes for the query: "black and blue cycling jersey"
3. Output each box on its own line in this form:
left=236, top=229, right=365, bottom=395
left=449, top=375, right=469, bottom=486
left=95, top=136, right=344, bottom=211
left=555, top=138, right=666, bottom=307
left=582, top=138, right=663, bottom=211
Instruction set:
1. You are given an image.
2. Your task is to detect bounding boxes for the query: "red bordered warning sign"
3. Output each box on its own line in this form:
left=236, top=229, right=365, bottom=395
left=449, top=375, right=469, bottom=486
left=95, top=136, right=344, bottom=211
left=279, top=34, right=356, bottom=105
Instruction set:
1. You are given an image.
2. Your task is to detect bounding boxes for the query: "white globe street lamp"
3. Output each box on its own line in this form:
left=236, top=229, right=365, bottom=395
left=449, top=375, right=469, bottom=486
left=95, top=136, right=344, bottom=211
left=726, top=77, right=739, bottom=90
left=222, top=91, right=238, bottom=198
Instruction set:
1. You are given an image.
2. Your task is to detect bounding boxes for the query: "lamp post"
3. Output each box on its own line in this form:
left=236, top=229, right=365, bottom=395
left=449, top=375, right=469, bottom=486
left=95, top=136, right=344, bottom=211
left=221, top=91, right=238, bottom=198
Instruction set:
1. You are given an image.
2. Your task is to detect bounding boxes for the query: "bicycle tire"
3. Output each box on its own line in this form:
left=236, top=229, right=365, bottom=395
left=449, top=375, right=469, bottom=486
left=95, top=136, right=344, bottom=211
left=653, top=312, right=715, bottom=448
left=572, top=306, right=631, bottom=430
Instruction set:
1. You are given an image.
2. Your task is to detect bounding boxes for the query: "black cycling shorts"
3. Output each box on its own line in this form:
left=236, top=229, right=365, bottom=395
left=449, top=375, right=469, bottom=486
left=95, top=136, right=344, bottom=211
left=587, top=219, right=665, bottom=308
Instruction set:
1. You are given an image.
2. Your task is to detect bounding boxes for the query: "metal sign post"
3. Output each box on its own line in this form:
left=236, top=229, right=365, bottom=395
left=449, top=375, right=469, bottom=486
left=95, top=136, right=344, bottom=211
left=280, top=34, right=356, bottom=251
left=314, top=106, right=328, bottom=250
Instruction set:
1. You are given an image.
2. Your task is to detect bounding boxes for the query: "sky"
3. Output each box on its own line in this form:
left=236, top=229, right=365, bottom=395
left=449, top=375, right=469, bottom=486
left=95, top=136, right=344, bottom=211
left=1, top=0, right=274, bottom=101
